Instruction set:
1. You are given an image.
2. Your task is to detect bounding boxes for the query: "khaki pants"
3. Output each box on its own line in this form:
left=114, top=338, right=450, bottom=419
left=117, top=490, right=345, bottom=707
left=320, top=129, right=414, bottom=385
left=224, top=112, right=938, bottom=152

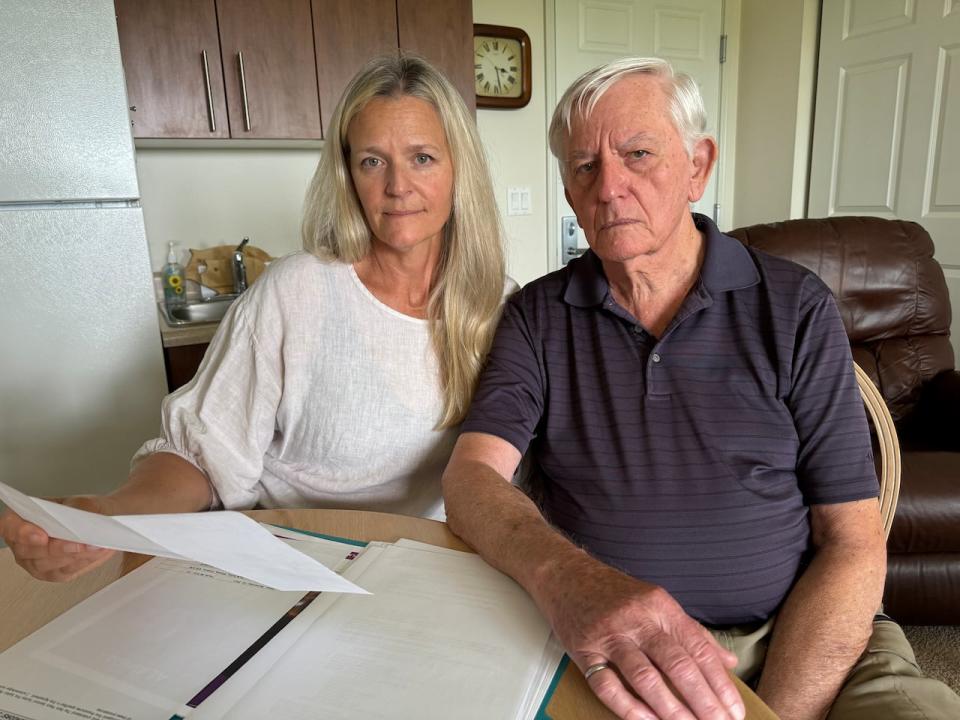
left=711, top=617, right=960, bottom=719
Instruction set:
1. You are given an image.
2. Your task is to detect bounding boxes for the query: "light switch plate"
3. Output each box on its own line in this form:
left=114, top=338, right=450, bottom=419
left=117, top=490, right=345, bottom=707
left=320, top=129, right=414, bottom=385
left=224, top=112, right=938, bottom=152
left=507, top=186, right=532, bottom=216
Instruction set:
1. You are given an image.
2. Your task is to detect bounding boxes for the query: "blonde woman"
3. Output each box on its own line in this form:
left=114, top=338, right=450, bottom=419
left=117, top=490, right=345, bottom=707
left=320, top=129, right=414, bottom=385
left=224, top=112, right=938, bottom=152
left=1, top=56, right=511, bottom=582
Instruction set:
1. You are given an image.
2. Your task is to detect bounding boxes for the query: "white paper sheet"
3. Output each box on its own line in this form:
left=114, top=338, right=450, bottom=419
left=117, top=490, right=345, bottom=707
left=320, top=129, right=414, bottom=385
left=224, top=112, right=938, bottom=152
left=187, top=542, right=382, bottom=720
left=0, top=480, right=367, bottom=593
left=212, top=542, right=558, bottom=720
left=0, top=534, right=364, bottom=720
left=0, top=533, right=563, bottom=720
left=392, top=538, right=567, bottom=719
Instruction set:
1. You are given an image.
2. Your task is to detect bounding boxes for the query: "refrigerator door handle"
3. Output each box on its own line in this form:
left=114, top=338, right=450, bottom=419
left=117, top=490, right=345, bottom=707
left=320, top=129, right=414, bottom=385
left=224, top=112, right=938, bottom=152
left=238, top=50, right=251, bottom=132
left=202, top=50, right=216, bottom=133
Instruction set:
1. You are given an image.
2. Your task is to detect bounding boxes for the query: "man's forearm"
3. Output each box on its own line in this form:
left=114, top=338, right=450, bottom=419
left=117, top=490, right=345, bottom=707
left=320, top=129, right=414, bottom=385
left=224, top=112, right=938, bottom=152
left=443, top=458, right=602, bottom=614
left=443, top=444, right=747, bottom=720
left=756, top=510, right=885, bottom=719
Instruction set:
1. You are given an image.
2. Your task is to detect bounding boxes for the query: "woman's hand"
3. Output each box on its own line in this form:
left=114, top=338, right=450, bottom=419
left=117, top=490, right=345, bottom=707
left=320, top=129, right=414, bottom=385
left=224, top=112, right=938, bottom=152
left=0, top=496, right=115, bottom=582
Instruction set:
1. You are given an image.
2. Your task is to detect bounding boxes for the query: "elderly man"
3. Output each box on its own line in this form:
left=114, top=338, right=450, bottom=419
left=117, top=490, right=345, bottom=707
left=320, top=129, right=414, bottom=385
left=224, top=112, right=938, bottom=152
left=442, top=58, right=960, bottom=720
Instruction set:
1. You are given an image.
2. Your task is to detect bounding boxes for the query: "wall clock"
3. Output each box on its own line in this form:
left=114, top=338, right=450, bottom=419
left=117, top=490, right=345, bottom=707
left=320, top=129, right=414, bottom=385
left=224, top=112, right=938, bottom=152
left=473, top=24, right=532, bottom=109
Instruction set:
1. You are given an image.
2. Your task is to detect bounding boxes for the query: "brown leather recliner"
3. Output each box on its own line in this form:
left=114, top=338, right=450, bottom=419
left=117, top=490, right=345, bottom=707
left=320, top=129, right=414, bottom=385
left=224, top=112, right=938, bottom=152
left=728, top=217, right=960, bottom=625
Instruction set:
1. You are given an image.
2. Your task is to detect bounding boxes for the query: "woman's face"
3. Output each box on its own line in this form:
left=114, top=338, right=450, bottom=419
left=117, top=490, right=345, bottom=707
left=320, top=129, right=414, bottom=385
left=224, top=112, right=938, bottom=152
left=347, top=95, right=454, bottom=256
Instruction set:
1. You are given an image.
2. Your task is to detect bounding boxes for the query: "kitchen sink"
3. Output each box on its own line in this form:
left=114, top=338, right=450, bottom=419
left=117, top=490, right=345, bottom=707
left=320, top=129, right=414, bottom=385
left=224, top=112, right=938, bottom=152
left=159, top=294, right=239, bottom=326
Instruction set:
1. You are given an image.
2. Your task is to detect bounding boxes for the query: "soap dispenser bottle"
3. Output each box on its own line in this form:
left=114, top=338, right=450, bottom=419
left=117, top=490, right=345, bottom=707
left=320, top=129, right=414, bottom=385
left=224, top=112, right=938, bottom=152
left=162, top=242, right=186, bottom=308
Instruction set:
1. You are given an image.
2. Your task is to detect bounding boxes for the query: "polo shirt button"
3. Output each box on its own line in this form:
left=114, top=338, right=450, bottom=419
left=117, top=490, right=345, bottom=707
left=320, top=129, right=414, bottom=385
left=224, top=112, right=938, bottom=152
left=633, top=325, right=643, bottom=335
left=652, top=352, right=661, bottom=363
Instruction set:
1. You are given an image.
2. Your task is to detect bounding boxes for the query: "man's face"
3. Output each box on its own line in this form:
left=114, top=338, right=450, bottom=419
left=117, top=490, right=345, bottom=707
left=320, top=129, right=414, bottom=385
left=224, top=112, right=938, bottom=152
left=562, top=74, right=715, bottom=264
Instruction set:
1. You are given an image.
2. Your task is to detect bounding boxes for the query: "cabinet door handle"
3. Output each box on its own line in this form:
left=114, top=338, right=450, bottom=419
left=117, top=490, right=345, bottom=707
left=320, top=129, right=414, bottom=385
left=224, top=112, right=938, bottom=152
left=238, top=50, right=251, bottom=132
left=201, top=50, right=216, bottom=133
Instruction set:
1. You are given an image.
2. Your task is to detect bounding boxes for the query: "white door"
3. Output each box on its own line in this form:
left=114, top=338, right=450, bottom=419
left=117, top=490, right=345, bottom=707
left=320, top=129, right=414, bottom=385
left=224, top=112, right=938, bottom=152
left=551, top=0, right=725, bottom=265
left=809, top=0, right=960, bottom=362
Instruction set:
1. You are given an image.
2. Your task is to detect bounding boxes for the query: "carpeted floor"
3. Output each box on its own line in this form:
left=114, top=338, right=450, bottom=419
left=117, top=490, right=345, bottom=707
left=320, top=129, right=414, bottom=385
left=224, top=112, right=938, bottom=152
left=903, top=625, right=960, bottom=693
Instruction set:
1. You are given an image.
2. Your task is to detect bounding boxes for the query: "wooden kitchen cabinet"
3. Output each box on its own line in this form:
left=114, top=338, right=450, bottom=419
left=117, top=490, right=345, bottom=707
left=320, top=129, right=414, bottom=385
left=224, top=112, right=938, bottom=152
left=397, top=0, right=475, bottom=115
left=115, top=0, right=321, bottom=139
left=163, top=342, right=209, bottom=392
left=115, top=0, right=474, bottom=140
left=217, top=0, right=322, bottom=139
left=312, top=0, right=476, bottom=130
left=313, top=0, right=398, bottom=133
left=115, top=0, right=230, bottom=138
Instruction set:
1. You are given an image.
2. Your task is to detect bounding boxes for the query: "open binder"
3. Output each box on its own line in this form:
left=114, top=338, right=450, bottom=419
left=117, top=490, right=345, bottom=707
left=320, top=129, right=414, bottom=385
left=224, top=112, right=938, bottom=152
left=0, top=527, right=566, bottom=720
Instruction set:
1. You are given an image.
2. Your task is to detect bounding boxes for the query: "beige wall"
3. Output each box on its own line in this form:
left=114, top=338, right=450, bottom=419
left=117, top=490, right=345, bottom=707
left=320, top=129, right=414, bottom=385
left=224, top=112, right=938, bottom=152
left=732, top=0, right=817, bottom=229
left=474, top=0, right=550, bottom=285
left=136, top=147, right=320, bottom=269
left=136, top=0, right=550, bottom=285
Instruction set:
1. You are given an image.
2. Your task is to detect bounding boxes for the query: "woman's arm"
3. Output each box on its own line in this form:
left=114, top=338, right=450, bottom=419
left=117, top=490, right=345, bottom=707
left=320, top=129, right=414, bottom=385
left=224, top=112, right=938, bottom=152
left=0, top=452, right=213, bottom=582
left=103, top=451, right=214, bottom=514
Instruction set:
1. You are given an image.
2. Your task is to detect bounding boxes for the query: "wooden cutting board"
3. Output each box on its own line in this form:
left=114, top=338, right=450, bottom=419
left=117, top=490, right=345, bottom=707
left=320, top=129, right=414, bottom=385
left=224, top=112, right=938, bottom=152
left=184, top=244, right=273, bottom=295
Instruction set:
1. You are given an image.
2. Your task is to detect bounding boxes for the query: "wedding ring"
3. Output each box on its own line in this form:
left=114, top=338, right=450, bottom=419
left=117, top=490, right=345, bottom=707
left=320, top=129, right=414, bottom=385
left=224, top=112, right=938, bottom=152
left=583, top=662, right=610, bottom=681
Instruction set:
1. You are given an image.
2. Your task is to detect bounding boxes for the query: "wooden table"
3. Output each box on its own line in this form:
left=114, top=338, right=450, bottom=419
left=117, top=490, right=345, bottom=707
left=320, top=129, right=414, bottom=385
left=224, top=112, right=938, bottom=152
left=0, top=508, right=778, bottom=719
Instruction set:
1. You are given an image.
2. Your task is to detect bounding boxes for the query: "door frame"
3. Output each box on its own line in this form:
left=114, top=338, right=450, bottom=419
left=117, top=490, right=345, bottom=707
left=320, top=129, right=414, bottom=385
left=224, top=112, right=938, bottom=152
left=793, top=0, right=821, bottom=219
left=543, top=0, right=743, bottom=270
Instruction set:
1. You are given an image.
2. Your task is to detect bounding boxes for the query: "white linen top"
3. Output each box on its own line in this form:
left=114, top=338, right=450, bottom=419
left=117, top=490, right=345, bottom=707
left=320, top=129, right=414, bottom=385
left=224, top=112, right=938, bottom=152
left=136, top=251, right=510, bottom=520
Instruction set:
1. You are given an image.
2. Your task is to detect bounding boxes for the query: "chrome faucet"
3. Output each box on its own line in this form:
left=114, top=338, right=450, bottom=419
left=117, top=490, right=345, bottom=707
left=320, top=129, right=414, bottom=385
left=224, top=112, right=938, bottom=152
left=232, top=237, right=249, bottom=293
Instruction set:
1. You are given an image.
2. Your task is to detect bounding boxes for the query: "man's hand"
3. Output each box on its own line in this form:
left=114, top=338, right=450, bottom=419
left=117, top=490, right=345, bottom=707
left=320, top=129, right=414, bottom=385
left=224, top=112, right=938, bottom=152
left=546, top=556, right=743, bottom=720
left=0, top=497, right=115, bottom=582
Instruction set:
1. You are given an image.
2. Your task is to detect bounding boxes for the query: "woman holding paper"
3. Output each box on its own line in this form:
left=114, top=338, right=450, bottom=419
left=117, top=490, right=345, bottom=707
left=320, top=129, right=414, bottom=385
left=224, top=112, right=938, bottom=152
left=0, top=55, right=510, bottom=581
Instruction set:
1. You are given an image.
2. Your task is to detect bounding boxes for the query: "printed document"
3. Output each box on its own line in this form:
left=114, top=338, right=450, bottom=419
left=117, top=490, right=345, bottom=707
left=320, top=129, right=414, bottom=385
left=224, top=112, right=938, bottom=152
left=0, top=531, right=361, bottom=720
left=0, top=530, right=563, bottom=720
left=195, top=542, right=562, bottom=720
left=0, top=480, right=366, bottom=593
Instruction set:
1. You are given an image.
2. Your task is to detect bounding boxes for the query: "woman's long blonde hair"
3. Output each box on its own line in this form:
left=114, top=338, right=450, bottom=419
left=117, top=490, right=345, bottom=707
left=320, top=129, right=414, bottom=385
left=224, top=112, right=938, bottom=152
left=302, top=55, right=506, bottom=428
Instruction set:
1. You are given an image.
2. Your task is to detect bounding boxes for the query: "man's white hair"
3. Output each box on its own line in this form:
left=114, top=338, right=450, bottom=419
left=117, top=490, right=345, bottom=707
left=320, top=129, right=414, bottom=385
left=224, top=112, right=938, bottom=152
left=548, top=57, right=709, bottom=177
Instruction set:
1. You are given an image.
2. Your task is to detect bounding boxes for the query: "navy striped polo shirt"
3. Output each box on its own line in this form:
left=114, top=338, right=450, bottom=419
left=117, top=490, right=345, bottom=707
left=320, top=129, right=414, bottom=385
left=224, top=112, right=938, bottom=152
left=462, top=214, right=878, bottom=626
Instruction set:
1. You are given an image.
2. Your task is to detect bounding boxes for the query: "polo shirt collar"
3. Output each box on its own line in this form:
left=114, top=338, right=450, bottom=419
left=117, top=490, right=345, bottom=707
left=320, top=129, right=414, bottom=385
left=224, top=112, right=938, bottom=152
left=563, top=213, right=759, bottom=308
left=694, top=213, right=760, bottom=293
left=564, top=247, right=608, bottom=307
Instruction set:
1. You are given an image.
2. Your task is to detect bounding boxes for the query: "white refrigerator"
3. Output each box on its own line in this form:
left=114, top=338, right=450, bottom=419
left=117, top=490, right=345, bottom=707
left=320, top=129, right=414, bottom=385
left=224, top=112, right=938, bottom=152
left=0, top=0, right=168, bottom=498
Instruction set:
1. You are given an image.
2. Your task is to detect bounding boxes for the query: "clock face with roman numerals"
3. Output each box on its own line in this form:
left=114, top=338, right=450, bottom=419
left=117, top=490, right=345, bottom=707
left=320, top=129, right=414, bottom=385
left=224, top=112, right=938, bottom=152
left=473, top=35, right=524, bottom=99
